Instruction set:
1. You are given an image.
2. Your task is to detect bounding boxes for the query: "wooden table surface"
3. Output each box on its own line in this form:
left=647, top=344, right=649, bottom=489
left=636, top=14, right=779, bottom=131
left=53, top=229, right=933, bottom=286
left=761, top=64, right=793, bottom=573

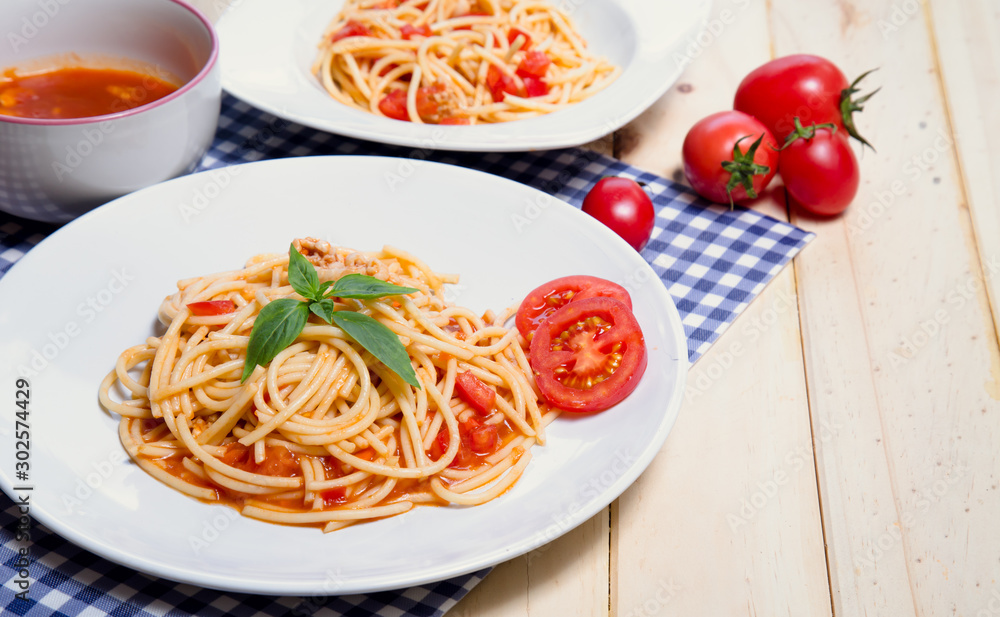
left=197, top=1, right=1000, bottom=614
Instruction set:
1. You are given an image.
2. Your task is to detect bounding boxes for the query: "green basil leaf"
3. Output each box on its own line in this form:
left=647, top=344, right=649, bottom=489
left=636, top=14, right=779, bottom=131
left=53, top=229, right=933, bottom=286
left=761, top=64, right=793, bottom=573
left=287, top=243, right=321, bottom=301
left=318, top=280, right=336, bottom=298
left=331, top=311, right=420, bottom=388
left=241, top=298, right=310, bottom=382
left=330, top=274, right=419, bottom=300
left=309, top=298, right=336, bottom=324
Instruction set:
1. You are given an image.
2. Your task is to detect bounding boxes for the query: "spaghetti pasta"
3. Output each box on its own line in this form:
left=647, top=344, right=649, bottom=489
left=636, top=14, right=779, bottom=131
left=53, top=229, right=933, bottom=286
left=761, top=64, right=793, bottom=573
left=312, top=0, right=620, bottom=124
left=99, top=238, right=556, bottom=531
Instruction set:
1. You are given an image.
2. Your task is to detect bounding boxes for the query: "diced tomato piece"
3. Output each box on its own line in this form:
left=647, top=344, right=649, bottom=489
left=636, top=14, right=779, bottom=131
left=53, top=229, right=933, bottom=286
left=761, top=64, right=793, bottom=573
left=432, top=426, right=471, bottom=468
left=516, top=51, right=550, bottom=78
left=187, top=300, right=237, bottom=316
left=400, top=23, right=433, bottom=39
left=439, top=116, right=470, bottom=125
left=455, top=371, right=496, bottom=415
left=522, top=76, right=549, bottom=97
left=486, top=65, right=523, bottom=102
left=415, top=82, right=446, bottom=120
left=507, top=27, right=532, bottom=51
left=467, top=422, right=498, bottom=454
left=331, top=19, right=372, bottom=43
left=320, top=487, right=347, bottom=507
left=378, top=89, right=410, bottom=121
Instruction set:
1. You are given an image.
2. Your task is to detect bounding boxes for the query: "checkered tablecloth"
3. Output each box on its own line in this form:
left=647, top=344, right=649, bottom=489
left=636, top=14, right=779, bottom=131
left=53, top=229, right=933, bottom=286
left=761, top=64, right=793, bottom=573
left=0, top=94, right=814, bottom=617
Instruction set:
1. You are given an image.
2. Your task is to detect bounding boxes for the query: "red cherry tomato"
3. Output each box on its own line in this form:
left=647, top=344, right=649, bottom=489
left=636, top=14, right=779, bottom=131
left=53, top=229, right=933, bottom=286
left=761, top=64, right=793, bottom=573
left=779, top=122, right=860, bottom=217
left=581, top=177, right=655, bottom=251
left=682, top=111, right=779, bottom=206
left=528, top=297, right=646, bottom=413
left=187, top=300, right=237, bottom=316
left=734, top=54, right=876, bottom=149
left=515, top=275, right=632, bottom=340
left=454, top=371, right=496, bottom=416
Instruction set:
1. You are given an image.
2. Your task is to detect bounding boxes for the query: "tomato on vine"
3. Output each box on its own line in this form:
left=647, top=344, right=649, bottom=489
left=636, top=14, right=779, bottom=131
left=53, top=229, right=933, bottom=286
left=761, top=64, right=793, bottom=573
left=734, top=54, right=878, bottom=150
left=778, top=118, right=860, bottom=217
left=682, top=111, right=779, bottom=206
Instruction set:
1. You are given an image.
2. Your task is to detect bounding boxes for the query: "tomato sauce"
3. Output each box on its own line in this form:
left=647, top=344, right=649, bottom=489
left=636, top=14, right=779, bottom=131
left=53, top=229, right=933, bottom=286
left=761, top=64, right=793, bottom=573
left=0, top=67, right=179, bottom=119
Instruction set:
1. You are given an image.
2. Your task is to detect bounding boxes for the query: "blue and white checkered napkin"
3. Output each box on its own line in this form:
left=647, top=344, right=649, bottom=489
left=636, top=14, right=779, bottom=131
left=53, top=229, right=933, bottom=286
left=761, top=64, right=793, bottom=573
left=0, top=94, right=813, bottom=617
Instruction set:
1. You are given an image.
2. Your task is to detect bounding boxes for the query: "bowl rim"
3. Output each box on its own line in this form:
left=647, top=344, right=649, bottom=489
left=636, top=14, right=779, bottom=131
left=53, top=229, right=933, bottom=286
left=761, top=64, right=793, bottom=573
left=0, top=0, right=219, bottom=127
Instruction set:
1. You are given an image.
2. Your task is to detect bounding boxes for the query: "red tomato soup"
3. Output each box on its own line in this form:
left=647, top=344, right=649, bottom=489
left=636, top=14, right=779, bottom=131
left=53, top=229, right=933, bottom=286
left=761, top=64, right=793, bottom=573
left=0, top=67, right=179, bottom=120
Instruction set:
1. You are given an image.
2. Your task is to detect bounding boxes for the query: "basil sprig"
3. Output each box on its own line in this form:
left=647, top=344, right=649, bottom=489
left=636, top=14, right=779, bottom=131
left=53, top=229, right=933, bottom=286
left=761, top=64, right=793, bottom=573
left=240, top=244, right=420, bottom=387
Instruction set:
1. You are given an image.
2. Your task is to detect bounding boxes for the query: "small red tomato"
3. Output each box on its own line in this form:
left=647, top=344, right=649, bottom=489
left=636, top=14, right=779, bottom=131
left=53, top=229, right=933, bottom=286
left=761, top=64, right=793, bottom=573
left=779, top=120, right=860, bottom=217
left=681, top=111, right=779, bottom=206
left=734, top=54, right=877, bottom=149
left=581, top=177, right=655, bottom=251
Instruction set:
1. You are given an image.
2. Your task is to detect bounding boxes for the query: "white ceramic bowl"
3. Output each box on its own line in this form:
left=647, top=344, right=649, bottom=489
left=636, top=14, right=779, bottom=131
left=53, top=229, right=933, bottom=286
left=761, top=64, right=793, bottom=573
left=0, top=0, right=220, bottom=223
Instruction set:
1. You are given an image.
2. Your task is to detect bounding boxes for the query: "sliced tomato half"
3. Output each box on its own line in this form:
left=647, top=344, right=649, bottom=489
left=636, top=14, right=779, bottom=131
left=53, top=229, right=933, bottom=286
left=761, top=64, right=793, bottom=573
left=528, top=297, right=646, bottom=413
left=515, top=275, right=632, bottom=339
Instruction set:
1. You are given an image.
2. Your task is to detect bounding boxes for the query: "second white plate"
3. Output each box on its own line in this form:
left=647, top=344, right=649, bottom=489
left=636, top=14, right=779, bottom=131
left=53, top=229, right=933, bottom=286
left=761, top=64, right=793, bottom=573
left=215, top=0, right=710, bottom=151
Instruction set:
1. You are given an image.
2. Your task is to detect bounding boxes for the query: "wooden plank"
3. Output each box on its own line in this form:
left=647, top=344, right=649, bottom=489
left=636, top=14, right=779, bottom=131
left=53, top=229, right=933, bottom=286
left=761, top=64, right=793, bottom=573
left=928, top=0, right=1000, bottom=362
left=612, top=2, right=831, bottom=616
left=451, top=511, right=609, bottom=617
left=770, top=0, right=1000, bottom=614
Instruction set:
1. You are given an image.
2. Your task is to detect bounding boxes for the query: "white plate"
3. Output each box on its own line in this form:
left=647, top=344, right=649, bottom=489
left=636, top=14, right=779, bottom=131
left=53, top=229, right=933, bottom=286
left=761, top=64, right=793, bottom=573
left=215, top=0, right=711, bottom=152
left=0, top=156, right=687, bottom=595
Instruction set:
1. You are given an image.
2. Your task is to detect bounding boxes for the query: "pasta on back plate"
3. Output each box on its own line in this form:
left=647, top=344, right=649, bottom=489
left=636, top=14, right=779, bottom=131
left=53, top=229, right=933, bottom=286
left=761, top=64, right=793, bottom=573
left=312, top=0, right=620, bottom=124
left=99, top=238, right=556, bottom=532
